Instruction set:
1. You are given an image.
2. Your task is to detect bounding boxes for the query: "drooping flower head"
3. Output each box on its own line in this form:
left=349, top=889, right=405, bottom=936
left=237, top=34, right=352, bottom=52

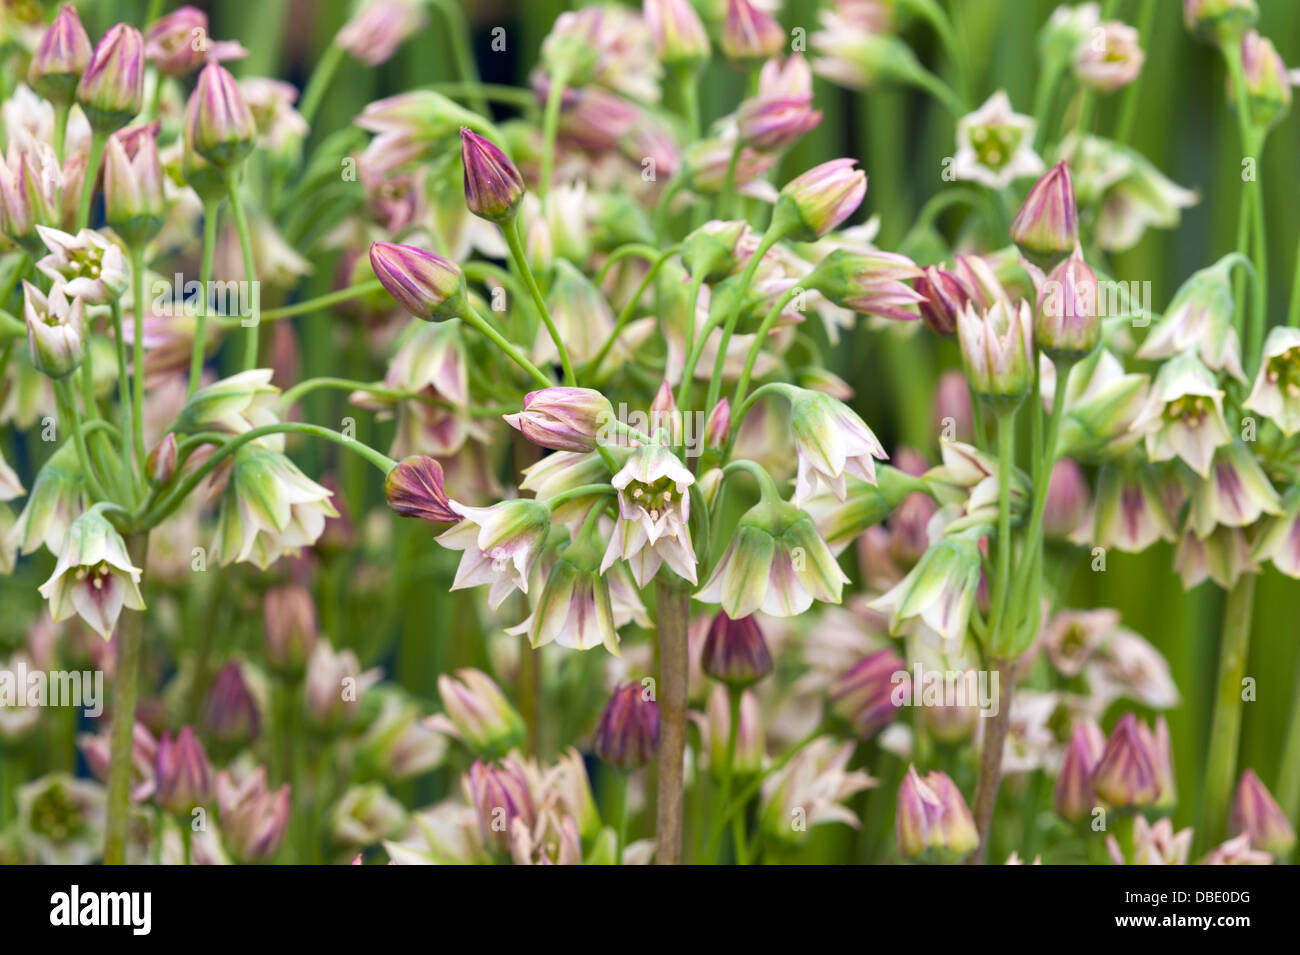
left=603, top=440, right=697, bottom=586
left=437, top=498, right=551, bottom=609
left=38, top=507, right=145, bottom=640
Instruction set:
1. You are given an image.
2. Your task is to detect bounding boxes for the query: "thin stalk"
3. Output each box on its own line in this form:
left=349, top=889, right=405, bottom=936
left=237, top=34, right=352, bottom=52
left=705, top=686, right=742, bottom=863
left=613, top=771, right=630, bottom=864
left=988, top=407, right=1018, bottom=641
left=731, top=285, right=801, bottom=411
left=673, top=273, right=706, bottom=409
left=501, top=217, right=573, bottom=384
left=654, top=583, right=690, bottom=865
left=103, top=532, right=149, bottom=865
left=187, top=198, right=219, bottom=397
left=224, top=172, right=260, bottom=370
left=704, top=227, right=782, bottom=415
left=1114, top=0, right=1156, bottom=145
left=589, top=245, right=681, bottom=380
left=1275, top=648, right=1300, bottom=856
left=76, top=131, right=107, bottom=230
left=539, top=64, right=570, bottom=199
left=429, top=0, right=488, bottom=116
left=129, top=246, right=147, bottom=474
left=966, top=659, right=1013, bottom=864
left=54, top=379, right=110, bottom=502
left=297, top=41, right=345, bottom=128
left=460, top=302, right=554, bottom=388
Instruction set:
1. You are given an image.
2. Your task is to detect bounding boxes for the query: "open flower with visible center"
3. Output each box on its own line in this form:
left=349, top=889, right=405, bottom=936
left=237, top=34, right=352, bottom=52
left=602, top=441, right=696, bottom=586
left=1130, top=350, right=1231, bottom=478
left=952, top=91, right=1043, bottom=189
left=35, top=226, right=128, bottom=305
left=1244, top=325, right=1300, bottom=435
left=783, top=386, right=889, bottom=506
left=38, top=507, right=145, bottom=640
left=437, top=498, right=550, bottom=609
left=23, top=280, right=84, bottom=379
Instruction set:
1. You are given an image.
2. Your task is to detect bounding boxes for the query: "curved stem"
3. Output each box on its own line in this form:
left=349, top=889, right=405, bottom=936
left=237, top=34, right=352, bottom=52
left=674, top=273, right=706, bottom=409
left=589, top=245, right=682, bottom=380
left=988, top=408, right=1017, bottom=646
left=278, top=376, right=410, bottom=409
left=501, top=218, right=573, bottom=384
left=55, top=378, right=111, bottom=502
left=705, top=686, right=742, bottom=863
left=704, top=227, right=782, bottom=416
left=297, top=41, right=345, bottom=128
left=460, top=302, right=554, bottom=388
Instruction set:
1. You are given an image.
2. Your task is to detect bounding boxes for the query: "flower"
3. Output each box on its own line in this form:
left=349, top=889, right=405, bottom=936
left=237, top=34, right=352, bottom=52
left=701, top=612, right=774, bottom=687
left=335, top=0, right=427, bottom=66
left=202, top=661, right=261, bottom=744
left=0, top=137, right=67, bottom=247
left=155, top=726, right=213, bottom=816
left=829, top=647, right=905, bottom=739
left=79, top=722, right=156, bottom=801
left=1035, top=248, right=1100, bottom=360
left=38, top=507, right=145, bottom=640
left=460, top=127, right=525, bottom=223
left=1236, top=30, right=1291, bottom=131
left=437, top=499, right=550, bottom=609
left=368, top=241, right=466, bottom=320
left=1251, top=488, right=1300, bottom=578
left=1043, top=458, right=1091, bottom=540
left=915, top=266, right=971, bottom=337
left=760, top=737, right=876, bottom=845
left=787, top=387, right=889, bottom=505
left=896, top=765, right=979, bottom=861
left=1202, top=833, right=1272, bottom=865
left=145, top=6, right=248, bottom=76
left=737, top=93, right=822, bottom=152
left=1137, top=254, right=1245, bottom=382
left=1109, top=815, right=1192, bottom=864
left=503, top=387, right=613, bottom=453
left=23, top=280, right=84, bottom=379
left=1054, top=720, right=1105, bottom=822
left=1075, top=22, right=1144, bottom=93
left=1187, top=441, right=1281, bottom=538
left=215, top=765, right=290, bottom=862
left=721, top=0, right=785, bottom=63
left=1010, top=161, right=1078, bottom=270
left=1130, top=351, right=1231, bottom=478
left=16, top=774, right=105, bottom=865
left=1184, top=0, right=1258, bottom=45
left=699, top=685, right=764, bottom=777
left=211, top=445, right=339, bottom=569
left=1090, top=464, right=1176, bottom=552
left=603, top=441, right=697, bottom=587
left=35, top=226, right=128, bottom=305
left=644, top=0, right=710, bottom=66
left=1244, top=325, right=1300, bottom=434
left=262, top=584, right=318, bottom=674
left=681, top=219, right=749, bottom=282
left=384, top=455, right=459, bottom=522
left=6, top=441, right=87, bottom=556
left=1091, top=712, right=1161, bottom=808
left=178, top=368, right=282, bottom=443
left=696, top=495, right=849, bottom=618
left=593, top=683, right=660, bottom=770
left=1229, top=769, right=1296, bottom=856
left=76, top=23, right=145, bottom=131
left=305, top=640, right=381, bottom=731
left=956, top=298, right=1034, bottom=403
left=186, top=62, right=256, bottom=169
left=869, top=533, right=982, bottom=646
left=773, top=158, right=867, bottom=241
left=28, top=4, right=92, bottom=104
left=952, top=91, right=1044, bottom=188
left=463, top=757, right=537, bottom=855
left=103, top=123, right=164, bottom=242
left=807, top=248, right=924, bottom=322
left=518, top=534, right=621, bottom=654
left=331, top=783, right=407, bottom=846
left=428, top=669, right=526, bottom=756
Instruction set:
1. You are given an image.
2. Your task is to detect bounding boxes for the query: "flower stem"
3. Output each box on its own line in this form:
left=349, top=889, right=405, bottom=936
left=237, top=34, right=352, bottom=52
left=224, top=171, right=261, bottom=370
left=731, top=284, right=801, bottom=411
left=654, top=583, right=690, bottom=864
left=297, top=41, right=345, bottom=128
left=987, top=406, right=1017, bottom=645
left=129, top=245, right=148, bottom=475
left=501, top=218, right=574, bottom=384
left=539, top=65, right=570, bottom=199
left=460, top=302, right=554, bottom=388
left=706, top=686, right=742, bottom=863
left=1196, top=573, right=1256, bottom=854
left=966, top=658, right=1013, bottom=864
left=428, top=0, right=489, bottom=116
left=76, top=130, right=106, bottom=230
left=103, top=531, right=148, bottom=865
left=704, top=226, right=782, bottom=416
left=54, top=379, right=110, bottom=502
left=188, top=198, right=219, bottom=397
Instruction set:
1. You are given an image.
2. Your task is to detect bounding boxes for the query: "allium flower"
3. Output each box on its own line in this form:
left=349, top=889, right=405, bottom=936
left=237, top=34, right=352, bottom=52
left=1010, top=161, right=1078, bottom=271
left=603, top=441, right=697, bottom=587
left=331, top=783, right=407, bottom=846
left=696, top=495, right=848, bottom=618
left=384, top=455, right=459, bottom=522
left=774, top=158, right=867, bottom=241
left=537, top=259, right=616, bottom=364
left=1184, top=0, right=1258, bottom=45
left=1043, top=458, right=1090, bottom=540
left=701, top=612, right=774, bottom=687
left=760, top=737, right=876, bottom=845
left=869, top=533, right=982, bottom=646
left=896, top=765, right=979, bottom=861
left=428, top=669, right=526, bottom=755
left=952, top=91, right=1044, bottom=189
left=1075, top=22, right=1144, bottom=93
left=103, top=123, right=164, bottom=241
left=0, top=137, right=67, bottom=247
left=1229, top=769, right=1296, bottom=856
left=335, top=0, right=427, bottom=66
left=736, top=93, right=822, bottom=153
left=464, top=757, right=538, bottom=855
left=1088, top=464, right=1175, bottom=552
left=1244, top=325, right=1300, bottom=434
left=1202, top=833, right=1272, bottom=865
left=38, top=507, right=145, bottom=640
left=35, top=226, right=128, bottom=305
left=1054, top=720, right=1105, bottom=822
left=593, top=683, right=660, bottom=770
left=1109, top=815, right=1192, bottom=865
left=240, top=78, right=308, bottom=151
left=1091, top=712, right=1160, bottom=808
left=1130, top=351, right=1231, bottom=478
left=262, top=584, right=318, bottom=674
left=305, top=640, right=381, bottom=731
left=155, top=726, right=213, bottom=816
left=203, top=661, right=261, bottom=744
left=6, top=442, right=87, bottom=556
left=1137, top=254, right=1245, bottom=382
left=786, top=387, right=889, bottom=505
left=1086, top=627, right=1181, bottom=711
left=27, top=4, right=92, bottom=104
left=1251, top=489, right=1300, bottom=579
left=23, top=280, right=84, bottom=379
left=1042, top=607, right=1119, bottom=677
left=518, top=533, right=621, bottom=654
left=460, top=128, right=525, bottom=224
left=915, top=266, right=972, bottom=337
left=644, top=0, right=710, bottom=66
left=76, top=23, right=145, bottom=131
left=956, top=298, right=1034, bottom=402
left=145, top=6, right=248, bottom=76
left=1236, top=29, right=1291, bottom=130
left=829, top=647, right=905, bottom=739
left=79, top=722, right=157, bottom=802
left=16, top=773, right=105, bottom=865
left=215, top=765, right=290, bottom=863
left=1187, top=441, right=1280, bottom=538
left=185, top=61, right=256, bottom=171
left=807, top=248, right=924, bottom=322
left=1175, top=524, right=1257, bottom=590
left=504, top=387, right=613, bottom=453
left=1034, top=248, right=1100, bottom=360
left=178, top=368, right=282, bottom=445
left=369, top=241, right=466, bottom=321
left=721, top=0, right=785, bottom=64
left=211, top=445, right=339, bottom=569
left=438, top=498, right=550, bottom=610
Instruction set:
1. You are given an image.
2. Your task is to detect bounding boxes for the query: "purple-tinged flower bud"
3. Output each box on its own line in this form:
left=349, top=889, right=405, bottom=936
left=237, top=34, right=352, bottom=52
left=28, top=4, right=92, bottom=105
left=145, top=433, right=177, bottom=485
left=721, top=0, right=785, bottom=64
left=1036, top=247, right=1099, bottom=360
left=956, top=298, right=1035, bottom=404
left=464, top=757, right=536, bottom=855
left=1010, top=161, right=1077, bottom=271
left=103, top=122, right=164, bottom=244
left=384, top=455, right=458, bottom=522
left=430, top=668, right=526, bottom=755
left=704, top=399, right=731, bottom=449
left=76, top=23, right=145, bottom=133
left=592, top=682, right=660, bottom=771
left=1054, top=719, right=1105, bottom=822
left=369, top=241, right=466, bottom=321
left=305, top=641, right=379, bottom=732
left=146, top=6, right=248, bottom=77
left=335, top=0, right=427, bottom=67
left=460, top=127, right=525, bottom=224
left=830, top=647, right=905, bottom=738
left=1183, top=0, right=1257, bottom=46
left=649, top=380, right=681, bottom=442
left=737, top=93, right=822, bottom=153
left=1236, top=30, right=1292, bottom=131
left=644, top=0, right=710, bottom=66
left=503, top=387, right=613, bottom=454
left=185, top=61, right=256, bottom=169
left=262, top=584, right=317, bottom=675
left=701, top=612, right=774, bottom=687
left=1043, top=458, right=1089, bottom=540
left=1092, top=712, right=1161, bottom=808
left=1229, top=768, right=1296, bottom=856
left=79, top=722, right=157, bottom=801
left=808, top=248, right=924, bottom=322
left=915, top=266, right=971, bottom=337
left=203, top=661, right=261, bottom=745
left=774, top=158, right=867, bottom=241
left=896, top=765, right=978, bottom=861
left=681, top=219, right=748, bottom=282
left=155, top=726, right=213, bottom=816
left=23, top=281, right=85, bottom=379
left=216, top=765, right=290, bottom=862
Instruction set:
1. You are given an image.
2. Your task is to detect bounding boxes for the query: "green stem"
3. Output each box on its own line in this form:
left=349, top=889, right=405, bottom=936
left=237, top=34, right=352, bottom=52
left=966, top=658, right=1013, bottom=864
left=654, top=584, right=690, bottom=865
left=1275, top=647, right=1300, bottom=856
left=1113, top=0, right=1156, bottom=145
left=731, top=285, right=801, bottom=411
left=988, top=406, right=1018, bottom=645
left=501, top=218, right=573, bottom=384
left=705, top=227, right=783, bottom=416
left=539, top=65, right=570, bottom=199
left=589, top=245, right=681, bottom=380
left=674, top=272, right=706, bottom=409
left=103, top=532, right=148, bottom=865
left=613, top=771, right=630, bottom=864
left=76, top=131, right=107, bottom=230
left=460, top=302, right=554, bottom=388
left=188, top=199, right=219, bottom=397
left=224, top=171, right=260, bottom=370
left=55, top=379, right=110, bottom=502
left=705, top=686, right=742, bottom=863
left=428, top=0, right=489, bottom=116
left=129, top=245, right=147, bottom=475
left=298, top=41, right=345, bottom=128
